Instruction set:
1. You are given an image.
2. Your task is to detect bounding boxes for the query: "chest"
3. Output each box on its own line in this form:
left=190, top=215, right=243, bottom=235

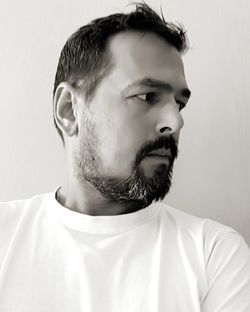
left=0, top=221, right=205, bottom=312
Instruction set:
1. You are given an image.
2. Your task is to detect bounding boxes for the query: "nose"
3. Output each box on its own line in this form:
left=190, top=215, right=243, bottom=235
left=155, top=101, right=184, bottom=136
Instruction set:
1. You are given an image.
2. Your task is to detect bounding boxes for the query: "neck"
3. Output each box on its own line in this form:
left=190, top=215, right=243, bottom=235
left=57, top=180, right=145, bottom=216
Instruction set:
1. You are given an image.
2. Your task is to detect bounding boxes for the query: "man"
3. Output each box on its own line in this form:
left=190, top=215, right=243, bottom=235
left=0, top=3, right=249, bottom=311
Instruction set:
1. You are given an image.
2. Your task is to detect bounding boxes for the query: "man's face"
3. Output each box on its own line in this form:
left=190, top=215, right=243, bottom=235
left=73, top=31, right=190, bottom=207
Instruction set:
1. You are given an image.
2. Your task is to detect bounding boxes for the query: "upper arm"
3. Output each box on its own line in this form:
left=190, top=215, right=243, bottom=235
left=0, top=202, right=25, bottom=270
left=202, top=226, right=250, bottom=312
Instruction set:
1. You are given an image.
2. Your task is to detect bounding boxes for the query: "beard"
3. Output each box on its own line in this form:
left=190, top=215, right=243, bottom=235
left=73, top=118, right=178, bottom=209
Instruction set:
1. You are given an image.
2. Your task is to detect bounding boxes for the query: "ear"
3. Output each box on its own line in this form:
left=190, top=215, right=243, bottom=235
left=53, top=82, right=78, bottom=138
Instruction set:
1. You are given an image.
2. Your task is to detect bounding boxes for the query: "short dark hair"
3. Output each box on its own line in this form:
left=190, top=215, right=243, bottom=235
left=53, top=2, right=188, bottom=142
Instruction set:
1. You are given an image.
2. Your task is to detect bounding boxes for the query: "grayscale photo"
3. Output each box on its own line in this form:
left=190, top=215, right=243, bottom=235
left=0, top=0, right=249, bottom=311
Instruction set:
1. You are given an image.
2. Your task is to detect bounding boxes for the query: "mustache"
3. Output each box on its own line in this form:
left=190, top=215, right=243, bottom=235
left=134, top=136, right=178, bottom=167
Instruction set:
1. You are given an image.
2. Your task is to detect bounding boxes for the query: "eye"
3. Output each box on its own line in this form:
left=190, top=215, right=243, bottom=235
left=135, top=92, right=157, bottom=104
left=176, top=101, right=186, bottom=111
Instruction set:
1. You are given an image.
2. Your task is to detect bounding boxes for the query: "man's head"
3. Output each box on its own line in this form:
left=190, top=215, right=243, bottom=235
left=53, top=3, right=191, bottom=208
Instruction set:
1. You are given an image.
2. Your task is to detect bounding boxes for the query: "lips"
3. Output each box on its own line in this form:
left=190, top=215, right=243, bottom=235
left=145, top=148, right=171, bottom=158
left=146, top=154, right=169, bottom=158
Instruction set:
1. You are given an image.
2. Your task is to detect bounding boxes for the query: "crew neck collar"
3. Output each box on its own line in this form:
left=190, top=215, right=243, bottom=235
left=47, top=187, right=162, bottom=234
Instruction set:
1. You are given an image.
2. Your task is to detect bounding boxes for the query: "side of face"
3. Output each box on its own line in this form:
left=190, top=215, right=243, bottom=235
left=75, top=31, right=190, bottom=180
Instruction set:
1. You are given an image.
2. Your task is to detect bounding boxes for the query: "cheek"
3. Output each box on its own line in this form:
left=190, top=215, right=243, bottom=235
left=89, top=95, right=153, bottom=176
left=98, top=116, right=150, bottom=177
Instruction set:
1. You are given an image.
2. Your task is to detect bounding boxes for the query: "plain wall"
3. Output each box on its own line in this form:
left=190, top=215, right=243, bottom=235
left=0, top=0, right=249, bottom=244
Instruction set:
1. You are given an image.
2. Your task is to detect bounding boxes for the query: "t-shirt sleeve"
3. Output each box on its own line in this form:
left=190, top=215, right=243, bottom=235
left=0, top=201, right=26, bottom=269
left=201, top=220, right=250, bottom=312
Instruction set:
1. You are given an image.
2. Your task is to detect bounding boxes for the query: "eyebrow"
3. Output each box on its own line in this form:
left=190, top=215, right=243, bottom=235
left=124, top=78, right=191, bottom=99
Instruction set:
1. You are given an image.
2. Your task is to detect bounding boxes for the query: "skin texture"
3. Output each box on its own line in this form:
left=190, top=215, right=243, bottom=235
left=54, top=31, right=190, bottom=215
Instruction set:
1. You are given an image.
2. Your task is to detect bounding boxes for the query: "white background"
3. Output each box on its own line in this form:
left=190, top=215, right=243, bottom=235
left=0, top=0, right=249, bottom=245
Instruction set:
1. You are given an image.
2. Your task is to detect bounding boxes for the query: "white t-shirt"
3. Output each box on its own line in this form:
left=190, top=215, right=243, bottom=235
left=0, top=190, right=249, bottom=312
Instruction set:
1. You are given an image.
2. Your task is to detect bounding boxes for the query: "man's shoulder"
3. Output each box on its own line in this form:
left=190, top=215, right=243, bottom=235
left=0, top=192, right=53, bottom=244
left=0, top=191, right=52, bottom=221
left=157, top=201, right=216, bottom=231
left=157, top=202, right=249, bottom=286
left=0, top=191, right=54, bottom=267
left=0, top=192, right=52, bottom=219
left=156, top=201, right=247, bottom=248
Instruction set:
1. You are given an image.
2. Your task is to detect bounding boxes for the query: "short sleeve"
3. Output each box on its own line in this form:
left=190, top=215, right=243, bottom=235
left=201, top=221, right=250, bottom=312
left=0, top=201, right=26, bottom=269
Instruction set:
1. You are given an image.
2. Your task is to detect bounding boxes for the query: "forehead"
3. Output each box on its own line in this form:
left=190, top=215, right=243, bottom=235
left=106, top=31, right=187, bottom=89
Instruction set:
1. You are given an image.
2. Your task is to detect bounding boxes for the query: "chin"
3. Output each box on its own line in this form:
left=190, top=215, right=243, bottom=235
left=144, top=164, right=173, bottom=201
left=83, top=162, right=173, bottom=209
